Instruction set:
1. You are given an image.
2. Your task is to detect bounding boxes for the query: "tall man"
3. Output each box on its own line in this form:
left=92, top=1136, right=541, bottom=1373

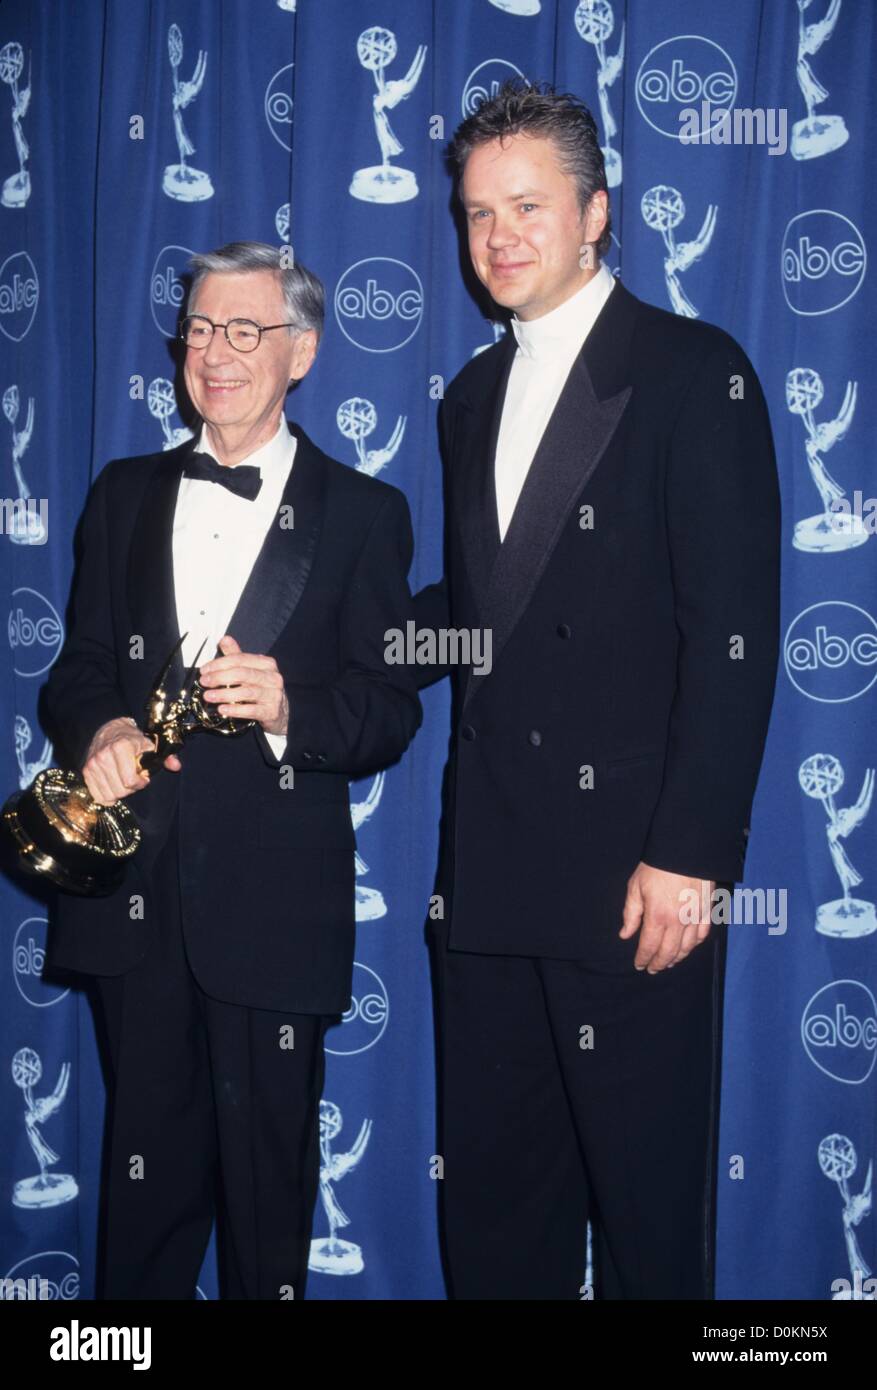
left=44, top=242, right=421, bottom=1299
left=416, top=84, right=780, bottom=1299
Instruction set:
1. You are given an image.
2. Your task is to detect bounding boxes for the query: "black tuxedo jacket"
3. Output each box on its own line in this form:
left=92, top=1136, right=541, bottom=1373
left=416, top=276, right=781, bottom=966
left=43, top=419, right=421, bottom=1013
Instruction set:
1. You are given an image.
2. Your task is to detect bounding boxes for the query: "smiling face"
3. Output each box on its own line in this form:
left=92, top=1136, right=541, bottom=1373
left=461, top=132, right=608, bottom=322
left=183, top=268, right=316, bottom=456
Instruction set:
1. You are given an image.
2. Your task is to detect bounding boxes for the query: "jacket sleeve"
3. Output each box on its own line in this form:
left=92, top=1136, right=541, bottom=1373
left=262, top=487, right=422, bottom=777
left=411, top=394, right=453, bottom=690
left=42, top=464, right=135, bottom=770
left=411, top=580, right=451, bottom=689
left=640, top=337, right=781, bottom=883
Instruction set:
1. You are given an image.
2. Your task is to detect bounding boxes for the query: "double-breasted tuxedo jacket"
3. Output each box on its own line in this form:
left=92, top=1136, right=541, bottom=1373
left=416, top=275, right=781, bottom=966
left=43, top=419, right=421, bottom=1013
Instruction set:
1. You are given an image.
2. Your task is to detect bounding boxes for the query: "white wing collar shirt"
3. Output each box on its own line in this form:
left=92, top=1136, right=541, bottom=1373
left=494, top=260, right=616, bottom=541
left=172, top=415, right=294, bottom=758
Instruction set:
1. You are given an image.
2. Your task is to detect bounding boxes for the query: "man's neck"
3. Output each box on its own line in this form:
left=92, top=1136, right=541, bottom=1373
left=201, top=416, right=283, bottom=467
left=515, top=263, right=601, bottom=323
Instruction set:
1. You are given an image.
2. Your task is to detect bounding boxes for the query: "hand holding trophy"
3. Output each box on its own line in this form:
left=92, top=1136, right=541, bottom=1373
left=1, top=634, right=254, bottom=897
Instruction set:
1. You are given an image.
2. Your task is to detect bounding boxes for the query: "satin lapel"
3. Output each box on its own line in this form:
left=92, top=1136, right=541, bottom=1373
left=126, top=442, right=192, bottom=689
left=126, top=421, right=325, bottom=691
left=462, top=293, right=636, bottom=710
left=454, top=335, right=515, bottom=616
left=222, top=420, right=324, bottom=657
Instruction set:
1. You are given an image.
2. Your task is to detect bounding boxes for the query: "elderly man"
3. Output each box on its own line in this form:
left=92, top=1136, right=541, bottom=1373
left=44, top=242, right=421, bottom=1300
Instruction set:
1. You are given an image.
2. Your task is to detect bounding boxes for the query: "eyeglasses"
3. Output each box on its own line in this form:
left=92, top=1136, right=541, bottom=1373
left=180, top=314, right=300, bottom=353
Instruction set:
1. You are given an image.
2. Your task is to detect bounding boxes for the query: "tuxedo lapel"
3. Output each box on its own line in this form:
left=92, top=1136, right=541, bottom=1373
left=454, top=336, right=514, bottom=615
left=126, top=442, right=190, bottom=689
left=126, top=420, right=325, bottom=692
left=458, top=277, right=638, bottom=710
left=223, top=420, right=324, bottom=657
left=466, top=359, right=631, bottom=707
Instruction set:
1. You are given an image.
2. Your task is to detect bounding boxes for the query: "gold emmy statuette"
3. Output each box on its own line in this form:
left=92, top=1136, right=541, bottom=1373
left=1, top=635, right=255, bottom=896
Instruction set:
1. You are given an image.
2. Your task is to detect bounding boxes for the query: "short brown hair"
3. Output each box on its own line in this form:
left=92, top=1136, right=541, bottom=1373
left=447, top=80, right=611, bottom=259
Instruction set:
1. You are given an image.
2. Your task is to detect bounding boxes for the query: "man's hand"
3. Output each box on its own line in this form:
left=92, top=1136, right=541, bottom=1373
left=82, top=717, right=181, bottom=806
left=619, top=862, right=715, bottom=973
left=198, top=634, right=289, bottom=738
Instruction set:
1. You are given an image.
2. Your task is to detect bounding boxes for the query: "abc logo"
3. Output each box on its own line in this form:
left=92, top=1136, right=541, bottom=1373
left=1, top=1252, right=79, bottom=1300
left=784, top=602, right=877, bottom=703
left=801, top=981, right=877, bottom=1084
left=462, top=59, right=525, bottom=119
left=334, top=258, right=423, bottom=353
left=0, top=251, right=39, bottom=342
left=150, top=245, right=195, bottom=338
left=264, top=64, right=294, bottom=151
left=8, top=588, right=64, bottom=678
left=635, top=37, right=736, bottom=138
left=326, top=961, right=388, bottom=1055
left=781, top=211, right=866, bottom=316
left=13, top=917, right=69, bottom=1009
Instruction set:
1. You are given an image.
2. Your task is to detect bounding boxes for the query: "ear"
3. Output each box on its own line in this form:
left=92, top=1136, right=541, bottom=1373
left=291, top=329, right=318, bottom=383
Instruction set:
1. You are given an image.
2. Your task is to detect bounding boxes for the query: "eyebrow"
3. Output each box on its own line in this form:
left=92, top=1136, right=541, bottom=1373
left=462, top=189, right=549, bottom=209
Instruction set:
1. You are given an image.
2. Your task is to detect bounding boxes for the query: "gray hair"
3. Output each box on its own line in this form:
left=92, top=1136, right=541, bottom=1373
left=187, top=241, right=325, bottom=347
left=447, top=80, right=611, bottom=259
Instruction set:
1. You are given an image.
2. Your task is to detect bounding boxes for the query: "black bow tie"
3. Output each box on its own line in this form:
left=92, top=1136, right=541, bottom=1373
left=183, top=455, right=263, bottom=501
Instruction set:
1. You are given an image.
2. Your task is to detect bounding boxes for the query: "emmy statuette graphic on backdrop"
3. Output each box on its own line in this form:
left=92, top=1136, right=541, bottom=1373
left=336, top=398, right=406, bottom=480
left=799, top=754, right=876, bottom=938
left=642, top=182, right=717, bottom=315
left=818, top=1134, right=874, bottom=1300
left=787, top=368, right=866, bottom=552
left=574, top=0, right=624, bottom=188
left=309, top=1101, right=372, bottom=1276
left=162, top=23, right=213, bottom=201
left=351, top=773, right=387, bottom=921
left=147, top=377, right=194, bottom=452
left=488, top=0, right=542, bottom=14
left=4, top=385, right=45, bottom=545
left=275, top=202, right=291, bottom=244
left=349, top=28, right=427, bottom=204
left=1, top=636, right=255, bottom=897
left=0, top=40, right=31, bottom=209
left=641, top=184, right=717, bottom=319
left=790, top=0, right=849, bottom=160
left=14, top=716, right=52, bottom=790
left=11, top=1048, right=78, bottom=1210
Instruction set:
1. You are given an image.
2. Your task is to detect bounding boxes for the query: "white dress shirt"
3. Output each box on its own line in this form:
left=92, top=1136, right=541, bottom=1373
left=172, top=415, right=294, bottom=759
left=494, top=261, right=616, bottom=541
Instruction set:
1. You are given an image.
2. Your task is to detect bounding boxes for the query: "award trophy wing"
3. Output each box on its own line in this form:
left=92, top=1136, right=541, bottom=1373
left=1, top=634, right=254, bottom=897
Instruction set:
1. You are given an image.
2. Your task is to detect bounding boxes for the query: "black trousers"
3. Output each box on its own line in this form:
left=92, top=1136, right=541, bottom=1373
left=429, top=916, right=726, bottom=1300
left=93, top=816, right=329, bottom=1300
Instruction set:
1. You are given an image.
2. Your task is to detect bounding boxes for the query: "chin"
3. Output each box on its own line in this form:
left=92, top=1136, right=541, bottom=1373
left=486, top=282, right=521, bottom=310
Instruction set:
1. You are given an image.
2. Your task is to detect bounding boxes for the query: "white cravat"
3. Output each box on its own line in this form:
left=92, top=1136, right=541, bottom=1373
left=494, top=261, right=616, bottom=541
left=172, top=416, right=295, bottom=758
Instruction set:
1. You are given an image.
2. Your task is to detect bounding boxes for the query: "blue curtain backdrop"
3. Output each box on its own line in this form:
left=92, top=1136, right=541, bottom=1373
left=0, top=0, right=874, bottom=1302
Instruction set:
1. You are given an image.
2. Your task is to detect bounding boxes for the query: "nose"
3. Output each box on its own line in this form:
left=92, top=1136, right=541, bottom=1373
left=486, top=214, right=519, bottom=251
left=201, top=329, right=236, bottom=368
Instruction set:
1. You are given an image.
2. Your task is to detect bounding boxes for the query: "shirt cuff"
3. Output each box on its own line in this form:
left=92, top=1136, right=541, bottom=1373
left=264, top=730, right=288, bottom=761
